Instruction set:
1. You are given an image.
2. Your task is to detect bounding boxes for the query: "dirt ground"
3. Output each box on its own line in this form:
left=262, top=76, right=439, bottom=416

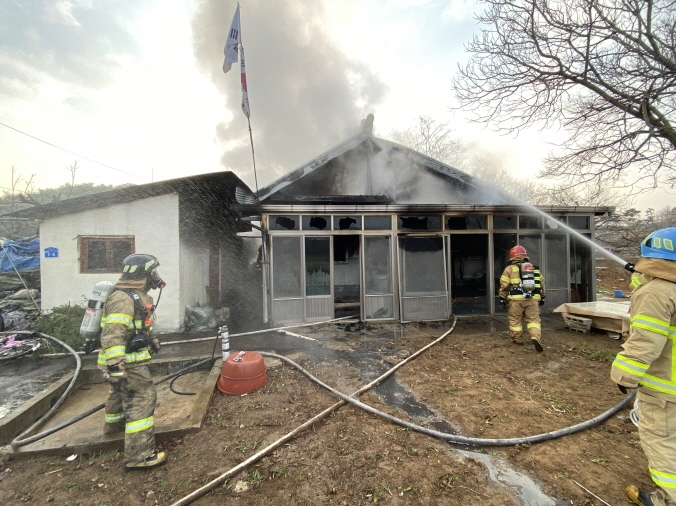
left=0, top=313, right=650, bottom=506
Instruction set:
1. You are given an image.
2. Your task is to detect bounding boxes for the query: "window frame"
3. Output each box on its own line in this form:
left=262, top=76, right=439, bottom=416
left=78, top=235, right=135, bottom=274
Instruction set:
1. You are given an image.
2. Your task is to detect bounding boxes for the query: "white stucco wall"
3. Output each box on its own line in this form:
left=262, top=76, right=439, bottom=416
left=39, top=194, right=181, bottom=332
left=179, top=240, right=210, bottom=318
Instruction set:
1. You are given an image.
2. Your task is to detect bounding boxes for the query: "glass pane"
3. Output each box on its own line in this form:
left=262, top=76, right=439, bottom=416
left=333, top=235, right=360, bottom=302
left=545, top=235, right=568, bottom=288
left=570, top=234, right=592, bottom=302
left=334, top=215, right=362, bottom=230
left=364, top=215, right=391, bottom=230
left=87, top=241, right=107, bottom=269
left=272, top=236, right=302, bottom=298
left=519, top=215, right=541, bottom=229
left=545, top=216, right=565, bottom=229
left=493, top=215, right=516, bottom=229
left=493, top=234, right=517, bottom=313
left=302, top=215, right=330, bottom=230
left=269, top=215, right=299, bottom=231
left=397, top=216, right=442, bottom=231
left=365, top=236, right=391, bottom=295
left=446, top=215, right=487, bottom=230
left=112, top=241, right=132, bottom=271
left=400, top=237, right=445, bottom=295
left=568, top=216, right=590, bottom=229
left=519, top=235, right=542, bottom=267
left=305, top=237, right=331, bottom=296
left=450, top=234, right=488, bottom=314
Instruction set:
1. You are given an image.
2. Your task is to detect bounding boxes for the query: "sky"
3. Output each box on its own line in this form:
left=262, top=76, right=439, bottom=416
left=0, top=0, right=672, bottom=211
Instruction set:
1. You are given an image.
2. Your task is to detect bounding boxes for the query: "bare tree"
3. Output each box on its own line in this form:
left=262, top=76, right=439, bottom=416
left=389, top=116, right=465, bottom=166
left=65, top=160, right=79, bottom=199
left=453, top=0, right=676, bottom=194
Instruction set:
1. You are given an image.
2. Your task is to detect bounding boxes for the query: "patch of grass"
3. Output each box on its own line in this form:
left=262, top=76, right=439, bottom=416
left=570, top=342, right=616, bottom=362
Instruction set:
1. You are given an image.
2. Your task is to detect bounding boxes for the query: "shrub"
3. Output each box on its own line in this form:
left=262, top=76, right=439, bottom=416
left=32, top=304, right=86, bottom=353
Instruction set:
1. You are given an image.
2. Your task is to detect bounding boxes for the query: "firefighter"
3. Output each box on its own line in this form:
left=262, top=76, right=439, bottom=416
left=97, top=253, right=166, bottom=470
left=611, top=227, right=676, bottom=506
left=498, top=245, right=545, bottom=352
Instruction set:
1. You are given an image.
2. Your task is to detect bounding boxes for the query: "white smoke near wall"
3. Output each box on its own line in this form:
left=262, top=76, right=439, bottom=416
left=192, top=0, right=387, bottom=190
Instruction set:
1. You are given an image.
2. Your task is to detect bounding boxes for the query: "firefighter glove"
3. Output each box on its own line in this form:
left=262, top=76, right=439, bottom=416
left=499, top=297, right=507, bottom=308
left=105, top=362, right=127, bottom=384
left=150, top=337, right=161, bottom=355
left=539, top=297, right=545, bottom=306
left=617, top=384, right=628, bottom=394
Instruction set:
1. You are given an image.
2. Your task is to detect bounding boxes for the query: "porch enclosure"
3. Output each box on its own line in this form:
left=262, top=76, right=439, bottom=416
left=267, top=213, right=595, bottom=325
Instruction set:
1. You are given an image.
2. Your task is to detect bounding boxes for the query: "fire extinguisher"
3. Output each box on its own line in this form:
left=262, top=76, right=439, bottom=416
left=80, top=281, right=115, bottom=354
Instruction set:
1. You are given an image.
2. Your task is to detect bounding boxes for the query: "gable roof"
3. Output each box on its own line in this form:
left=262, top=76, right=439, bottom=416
left=256, top=126, right=517, bottom=206
left=7, top=171, right=255, bottom=220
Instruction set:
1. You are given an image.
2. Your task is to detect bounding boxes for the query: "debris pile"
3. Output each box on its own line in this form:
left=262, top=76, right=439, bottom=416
left=0, top=237, right=41, bottom=331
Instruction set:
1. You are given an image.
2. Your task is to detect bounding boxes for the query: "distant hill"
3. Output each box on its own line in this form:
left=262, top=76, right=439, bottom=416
left=0, top=182, right=132, bottom=238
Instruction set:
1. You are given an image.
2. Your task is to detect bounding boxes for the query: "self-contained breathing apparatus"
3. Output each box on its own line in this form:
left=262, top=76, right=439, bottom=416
left=80, top=271, right=165, bottom=355
left=518, top=262, right=536, bottom=297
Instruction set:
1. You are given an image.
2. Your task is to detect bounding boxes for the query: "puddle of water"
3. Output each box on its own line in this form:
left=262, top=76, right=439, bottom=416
left=343, top=350, right=558, bottom=506
left=457, top=450, right=556, bottom=506
left=0, top=357, right=72, bottom=420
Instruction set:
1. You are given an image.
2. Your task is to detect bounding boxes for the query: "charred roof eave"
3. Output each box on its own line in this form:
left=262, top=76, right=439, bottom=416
left=257, top=133, right=382, bottom=202
left=267, top=194, right=392, bottom=205
left=255, top=204, right=615, bottom=216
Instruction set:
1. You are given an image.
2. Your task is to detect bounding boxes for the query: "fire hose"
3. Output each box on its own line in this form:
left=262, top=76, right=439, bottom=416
left=170, top=315, right=635, bottom=506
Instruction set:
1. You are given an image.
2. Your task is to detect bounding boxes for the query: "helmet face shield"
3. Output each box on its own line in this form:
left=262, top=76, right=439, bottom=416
left=147, top=269, right=166, bottom=290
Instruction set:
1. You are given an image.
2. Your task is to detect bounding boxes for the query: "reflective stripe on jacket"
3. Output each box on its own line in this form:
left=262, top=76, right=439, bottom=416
left=97, top=279, right=154, bottom=371
left=498, top=259, right=545, bottom=301
left=611, top=267, right=676, bottom=402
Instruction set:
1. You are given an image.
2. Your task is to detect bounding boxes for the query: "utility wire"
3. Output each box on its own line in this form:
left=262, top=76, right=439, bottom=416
left=0, top=121, right=143, bottom=179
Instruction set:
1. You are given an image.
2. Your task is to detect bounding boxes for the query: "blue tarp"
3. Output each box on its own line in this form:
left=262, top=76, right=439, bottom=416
left=0, top=238, right=40, bottom=272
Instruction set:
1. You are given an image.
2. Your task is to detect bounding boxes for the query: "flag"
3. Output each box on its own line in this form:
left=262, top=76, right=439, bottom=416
left=222, top=5, right=241, bottom=73
left=240, top=45, right=250, bottom=118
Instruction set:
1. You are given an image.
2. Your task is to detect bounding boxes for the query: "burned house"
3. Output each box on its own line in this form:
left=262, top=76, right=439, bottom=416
left=247, top=116, right=611, bottom=326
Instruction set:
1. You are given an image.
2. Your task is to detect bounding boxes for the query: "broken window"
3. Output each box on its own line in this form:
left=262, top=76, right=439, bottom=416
left=302, top=215, right=330, bottom=231
left=446, top=215, right=486, bottom=230
left=333, top=216, right=361, bottom=230
left=78, top=236, right=134, bottom=274
left=269, top=215, right=299, bottom=231
left=397, top=216, right=441, bottom=231
left=364, top=215, right=391, bottom=230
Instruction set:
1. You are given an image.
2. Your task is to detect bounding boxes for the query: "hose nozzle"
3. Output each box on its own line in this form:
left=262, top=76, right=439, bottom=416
left=624, top=262, right=636, bottom=273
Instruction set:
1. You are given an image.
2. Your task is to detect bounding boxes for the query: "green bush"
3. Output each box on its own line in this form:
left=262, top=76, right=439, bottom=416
left=32, top=304, right=86, bottom=353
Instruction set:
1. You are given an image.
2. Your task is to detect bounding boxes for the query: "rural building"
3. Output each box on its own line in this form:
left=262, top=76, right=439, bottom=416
left=8, top=172, right=258, bottom=332
left=246, top=115, right=613, bottom=326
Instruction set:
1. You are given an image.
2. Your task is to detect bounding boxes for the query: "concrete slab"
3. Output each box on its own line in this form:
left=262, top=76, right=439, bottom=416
left=1, top=358, right=221, bottom=460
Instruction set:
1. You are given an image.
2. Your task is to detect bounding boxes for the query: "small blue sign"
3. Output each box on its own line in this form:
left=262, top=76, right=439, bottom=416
left=44, top=247, right=59, bottom=258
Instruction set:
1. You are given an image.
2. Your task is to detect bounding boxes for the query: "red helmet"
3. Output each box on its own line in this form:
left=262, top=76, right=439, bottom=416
left=509, top=245, right=528, bottom=258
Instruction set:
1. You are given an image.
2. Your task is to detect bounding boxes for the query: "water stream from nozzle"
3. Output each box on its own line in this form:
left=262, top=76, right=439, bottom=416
left=496, top=193, right=630, bottom=269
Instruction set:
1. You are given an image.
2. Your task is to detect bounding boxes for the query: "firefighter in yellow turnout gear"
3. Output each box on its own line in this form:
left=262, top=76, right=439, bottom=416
left=499, top=245, right=545, bottom=352
left=97, top=254, right=166, bottom=470
left=611, top=228, right=676, bottom=506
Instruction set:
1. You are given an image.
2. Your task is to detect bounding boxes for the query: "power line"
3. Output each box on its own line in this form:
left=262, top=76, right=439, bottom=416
left=0, top=121, right=143, bottom=178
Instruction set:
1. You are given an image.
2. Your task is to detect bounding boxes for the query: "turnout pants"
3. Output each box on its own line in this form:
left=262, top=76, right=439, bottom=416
left=507, top=299, right=541, bottom=343
left=637, top=390, right=676, bottom=506
left=104, top=364, right=157, bottom=465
